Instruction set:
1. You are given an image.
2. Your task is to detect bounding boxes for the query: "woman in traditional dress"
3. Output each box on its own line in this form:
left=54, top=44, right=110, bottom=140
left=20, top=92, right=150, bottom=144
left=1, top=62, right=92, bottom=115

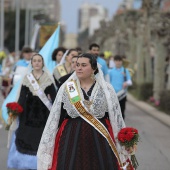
left=53, top=49, right=78, bottom=87
left=57, top=55, right=79, bottom=88
left=37, top=53, right=135, bottom=170
left=7, top=54, right=57, bottom=170
left=51, top=47, right=66, bottom=65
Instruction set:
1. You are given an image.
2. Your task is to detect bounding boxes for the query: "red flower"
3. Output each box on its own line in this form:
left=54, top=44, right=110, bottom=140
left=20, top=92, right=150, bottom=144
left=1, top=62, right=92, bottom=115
left=6, top=102, right=23, bottom=116
left=118, top=127, right=140, bottom=169
left=118, top=127, right=139, bottom=148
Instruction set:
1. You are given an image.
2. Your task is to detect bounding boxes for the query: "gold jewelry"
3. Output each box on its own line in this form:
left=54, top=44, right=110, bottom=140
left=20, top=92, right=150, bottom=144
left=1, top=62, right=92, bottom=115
left=91, top=73, right=95, bottom=80
left=32, top=71, right=44, bottom=81
left=83, top=100, right=93, bottom=110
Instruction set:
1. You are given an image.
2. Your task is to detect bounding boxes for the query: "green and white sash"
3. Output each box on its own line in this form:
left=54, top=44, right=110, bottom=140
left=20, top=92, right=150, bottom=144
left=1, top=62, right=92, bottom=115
left=66, top=80, right=124, bottom=168
left=27, top=73, right=52, bottom=111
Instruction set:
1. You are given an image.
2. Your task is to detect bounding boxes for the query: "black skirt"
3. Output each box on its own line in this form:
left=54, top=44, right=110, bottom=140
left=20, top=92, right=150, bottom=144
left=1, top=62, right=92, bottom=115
left=50, top=117, right=119, bottom=170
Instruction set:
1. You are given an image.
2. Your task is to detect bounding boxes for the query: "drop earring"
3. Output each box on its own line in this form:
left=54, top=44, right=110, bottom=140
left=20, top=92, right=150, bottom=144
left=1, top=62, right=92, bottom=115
left=91, top=73, right=95, bottom=80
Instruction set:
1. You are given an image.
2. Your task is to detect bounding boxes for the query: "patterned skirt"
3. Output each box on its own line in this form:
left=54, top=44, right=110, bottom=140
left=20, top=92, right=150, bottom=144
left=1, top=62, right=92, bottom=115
left=49, top=117, right=133, bottom=170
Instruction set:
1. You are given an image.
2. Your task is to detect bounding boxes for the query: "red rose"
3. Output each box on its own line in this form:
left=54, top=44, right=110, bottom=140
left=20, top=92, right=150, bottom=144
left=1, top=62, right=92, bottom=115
left=118, top=133, right=126, bottom=142
left=6, top=102, right=23, bottom=115
left=118, top=127, right=139, bottom=146
left=125, top=132, right=135, bottom=141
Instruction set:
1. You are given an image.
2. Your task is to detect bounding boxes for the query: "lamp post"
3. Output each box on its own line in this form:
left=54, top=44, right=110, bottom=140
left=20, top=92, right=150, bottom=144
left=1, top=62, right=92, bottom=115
left=24, top=3, right=29, bottom=46
left=0, top=0, right=4, bottom=50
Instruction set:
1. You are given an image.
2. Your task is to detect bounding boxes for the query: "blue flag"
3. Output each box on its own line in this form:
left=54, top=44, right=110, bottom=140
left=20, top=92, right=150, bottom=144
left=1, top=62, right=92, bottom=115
left=1, top=25, right=60, bottom=123
left=39, top=25, right=60, bottom=73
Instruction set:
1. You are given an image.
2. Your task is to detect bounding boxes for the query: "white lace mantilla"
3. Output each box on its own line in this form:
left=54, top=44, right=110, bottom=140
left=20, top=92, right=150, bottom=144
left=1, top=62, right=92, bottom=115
left=62, top=80, right=108, bottom=119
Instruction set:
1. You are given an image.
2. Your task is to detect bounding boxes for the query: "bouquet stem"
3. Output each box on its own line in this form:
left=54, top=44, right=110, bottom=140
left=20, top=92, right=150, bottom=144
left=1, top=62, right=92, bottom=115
left=5, top=124, right=10, bottom=130
left=131, top=154, right=139, bottom=169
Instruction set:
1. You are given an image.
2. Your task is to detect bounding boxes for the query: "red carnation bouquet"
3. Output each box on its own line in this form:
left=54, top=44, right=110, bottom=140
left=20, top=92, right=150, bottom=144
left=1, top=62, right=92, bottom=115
left=6, top=102, right=23, bottom=130
left=118, top=127, right=139, bottom=169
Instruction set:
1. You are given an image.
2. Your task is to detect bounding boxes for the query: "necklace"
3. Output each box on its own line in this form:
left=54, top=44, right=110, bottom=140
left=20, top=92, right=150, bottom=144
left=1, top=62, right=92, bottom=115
left=81, top=82, right=96, bottom=110
left=83, top=100, right=93, bottom=110
left=81, top=80, right=96, bottom=92
left=32, top=71, right=44, bottom=81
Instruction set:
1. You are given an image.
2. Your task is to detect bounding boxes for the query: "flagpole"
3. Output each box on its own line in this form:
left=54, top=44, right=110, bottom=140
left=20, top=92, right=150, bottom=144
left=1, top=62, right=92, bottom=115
left=15, top=0, right=20, bottom=58
left=24, top=3, right=29, bottom=46
left=0, top=0, right=4, bottom=50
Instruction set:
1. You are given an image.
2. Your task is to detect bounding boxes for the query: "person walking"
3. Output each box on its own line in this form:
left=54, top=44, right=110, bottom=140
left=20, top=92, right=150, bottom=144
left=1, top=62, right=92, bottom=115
left=7, top=54, right=57, bottom=170
left=37, top=53, right=134, bottom=170
left=53, top=49, right=78, bottom=87
left=51, top=47, right=67, bottom=65
left=109, top=55, right=132, bottom=119
left=89, top=43, right=110, bottom=82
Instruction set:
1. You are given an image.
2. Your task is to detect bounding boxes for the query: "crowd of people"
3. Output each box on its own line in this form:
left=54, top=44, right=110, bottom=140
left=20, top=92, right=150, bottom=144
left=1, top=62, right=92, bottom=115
left=0, top=43, right=135, bottom=170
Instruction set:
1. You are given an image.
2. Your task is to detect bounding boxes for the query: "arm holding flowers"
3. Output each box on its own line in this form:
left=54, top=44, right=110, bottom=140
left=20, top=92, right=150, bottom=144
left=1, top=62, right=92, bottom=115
left=106, top=83, right=139, bottom=169
left=118, top=127, right=139, bottom=169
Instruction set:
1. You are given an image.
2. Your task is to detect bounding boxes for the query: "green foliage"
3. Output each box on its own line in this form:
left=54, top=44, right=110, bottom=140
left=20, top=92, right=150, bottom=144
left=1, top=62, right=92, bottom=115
left=159, top=90, right=170, bottom=115
left=119, top=133, right=140, bottom=148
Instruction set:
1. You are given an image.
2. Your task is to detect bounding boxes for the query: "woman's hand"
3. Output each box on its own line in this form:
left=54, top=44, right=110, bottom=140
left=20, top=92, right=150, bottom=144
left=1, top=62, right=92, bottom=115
left=125, top=144, right=137, bottom=155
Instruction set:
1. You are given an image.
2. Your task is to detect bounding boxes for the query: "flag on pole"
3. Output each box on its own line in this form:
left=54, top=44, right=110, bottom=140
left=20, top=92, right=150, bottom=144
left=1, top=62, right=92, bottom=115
left=39, top=24, right=60, bottom=73
left=1, top=24, right=60, bottom=123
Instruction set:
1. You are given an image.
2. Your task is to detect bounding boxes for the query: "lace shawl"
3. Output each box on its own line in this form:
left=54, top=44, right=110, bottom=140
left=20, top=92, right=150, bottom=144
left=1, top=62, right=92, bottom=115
left=22, top=72, right=53, bottom=96
left=37, top=67, right=128, bottom=170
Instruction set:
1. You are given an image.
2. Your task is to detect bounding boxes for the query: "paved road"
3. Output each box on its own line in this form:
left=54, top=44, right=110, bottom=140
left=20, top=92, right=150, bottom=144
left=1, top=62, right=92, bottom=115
left=0, top=99, right=170, bottom=170
left=125, top=102, right=170, bottom=170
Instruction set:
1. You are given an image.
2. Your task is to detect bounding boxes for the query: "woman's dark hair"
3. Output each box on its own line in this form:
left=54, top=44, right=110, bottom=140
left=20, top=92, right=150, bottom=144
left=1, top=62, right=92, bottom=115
left=20, top=47, right=33, bottom=59
left=72, top=55, right=79, bottom=59
left=66, top=48, right=77, bottom=56
left=78, top=53, right=98, bottom=74
left=52, top=47, right=66, bottom=61
left=31, top=53, right=44, bottom=68
left=76, top=47, right=82, bottom=55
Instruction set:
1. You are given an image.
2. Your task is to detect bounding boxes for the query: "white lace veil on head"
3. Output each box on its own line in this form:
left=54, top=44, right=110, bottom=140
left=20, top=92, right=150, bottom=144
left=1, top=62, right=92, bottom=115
left=58, top=49, right=69, bottom=65
left=37, top=56, right=128, bottom=170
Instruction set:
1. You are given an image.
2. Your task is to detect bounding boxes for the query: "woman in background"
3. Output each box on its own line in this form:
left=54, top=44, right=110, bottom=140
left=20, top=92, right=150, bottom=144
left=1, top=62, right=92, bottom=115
left=51, top=47, right=66, bottom=65
left=53, top=49, right=78, bottom=87
left=7, top=54, right=57, bottom=170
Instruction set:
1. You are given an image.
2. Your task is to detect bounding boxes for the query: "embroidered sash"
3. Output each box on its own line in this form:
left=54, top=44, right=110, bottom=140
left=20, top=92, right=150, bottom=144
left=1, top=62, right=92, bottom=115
left=66, top=80, right=123, bottom=168
left=57, top=64, right=67, bottom=77
left=27, top=73, right=52, bottom=111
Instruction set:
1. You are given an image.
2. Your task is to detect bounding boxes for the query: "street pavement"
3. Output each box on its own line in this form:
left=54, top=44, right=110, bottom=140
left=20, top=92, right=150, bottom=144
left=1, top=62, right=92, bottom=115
left=0, top=93, right=170, bottom=170
left=125, top=101, right=170, bottom=170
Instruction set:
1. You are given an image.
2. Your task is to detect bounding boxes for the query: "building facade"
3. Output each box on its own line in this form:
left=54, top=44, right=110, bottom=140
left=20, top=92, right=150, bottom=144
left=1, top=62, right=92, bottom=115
left=78, top=3, right=108, bottom=36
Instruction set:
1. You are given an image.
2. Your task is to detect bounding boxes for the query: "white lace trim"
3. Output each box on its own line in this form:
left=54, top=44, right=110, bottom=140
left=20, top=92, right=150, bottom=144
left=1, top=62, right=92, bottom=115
left=62, top=79, right=108, bottom=119
left=22, top=72, right=53, bottom=96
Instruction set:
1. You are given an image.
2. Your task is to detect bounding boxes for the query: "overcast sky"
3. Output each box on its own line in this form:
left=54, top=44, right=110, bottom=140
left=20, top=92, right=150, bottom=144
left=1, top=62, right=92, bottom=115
left=61, top=0, right=124, bottom=33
